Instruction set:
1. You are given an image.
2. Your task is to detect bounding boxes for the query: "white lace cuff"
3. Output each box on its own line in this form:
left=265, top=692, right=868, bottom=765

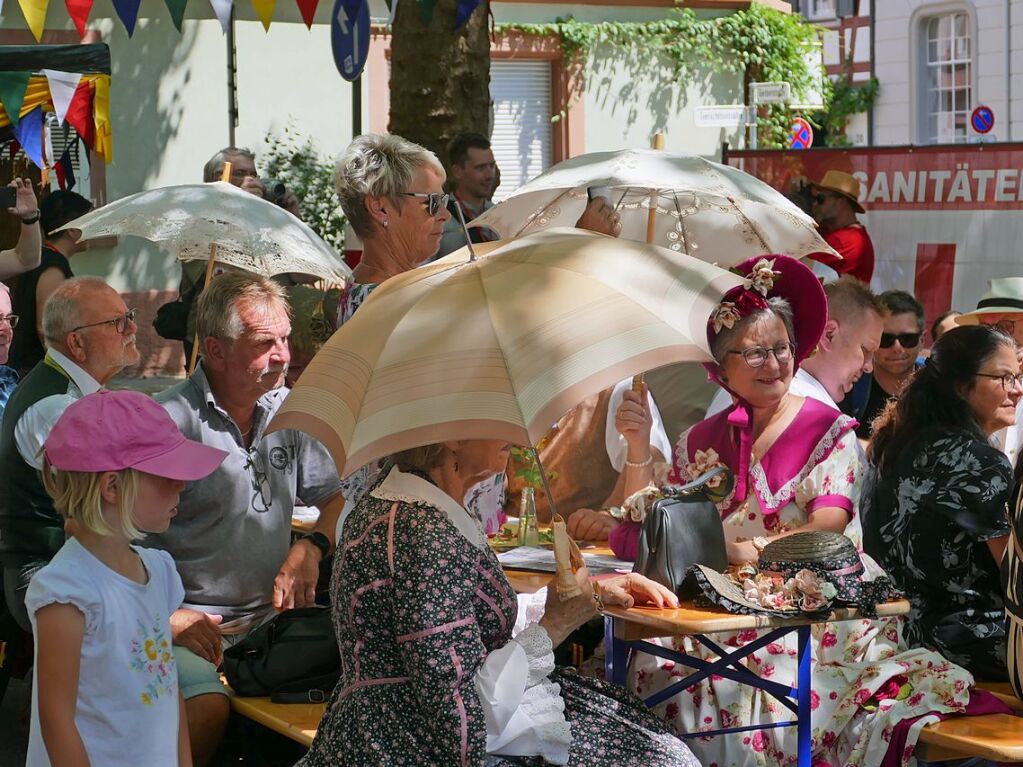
left=513, top=624, right=555, bottom=687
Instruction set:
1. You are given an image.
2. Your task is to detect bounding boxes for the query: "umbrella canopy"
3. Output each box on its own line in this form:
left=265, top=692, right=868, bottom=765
left=268, top=227, right=744, bottom=479
left=470, top=148, right=836, bottom=267
left=61, top=181, right=351, bottom=284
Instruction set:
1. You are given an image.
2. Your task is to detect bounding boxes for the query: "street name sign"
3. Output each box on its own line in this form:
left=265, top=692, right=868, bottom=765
left=694, top=105, right=749, bottom=128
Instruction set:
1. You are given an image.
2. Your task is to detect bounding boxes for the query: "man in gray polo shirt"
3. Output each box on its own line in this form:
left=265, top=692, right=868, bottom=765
left=149, top=272, right=344, bottom=766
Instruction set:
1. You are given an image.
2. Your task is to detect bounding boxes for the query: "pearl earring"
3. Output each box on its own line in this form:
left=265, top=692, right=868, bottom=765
left=382, top=219, right=389, bottom=228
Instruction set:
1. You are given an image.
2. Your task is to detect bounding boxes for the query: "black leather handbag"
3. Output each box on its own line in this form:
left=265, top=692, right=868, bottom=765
left=223, top=606, right=341, bottom=703
left=633, top=466, right=735, bottom=595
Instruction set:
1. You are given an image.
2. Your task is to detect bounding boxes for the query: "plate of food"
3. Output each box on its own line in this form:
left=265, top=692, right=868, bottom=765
left=488, top=521, right=555, bottom=551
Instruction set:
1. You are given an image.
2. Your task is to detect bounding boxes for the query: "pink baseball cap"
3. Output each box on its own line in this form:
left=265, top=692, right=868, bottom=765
left=44, top=389, right=227, bottom=480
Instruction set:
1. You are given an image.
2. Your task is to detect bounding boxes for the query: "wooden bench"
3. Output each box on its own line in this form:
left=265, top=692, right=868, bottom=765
left=224, top=685, right=324, bottom=748
left=915, top=683, right=1023, bottom=762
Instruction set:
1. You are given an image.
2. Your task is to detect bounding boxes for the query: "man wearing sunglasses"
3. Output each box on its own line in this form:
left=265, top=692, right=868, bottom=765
left=956, top=277, right=1023, bottom=465
left=0, top=277, right=139, bottom=634
left=845, top=290, right=925, bottom=438
left=807, top=170, right=875, bottom=284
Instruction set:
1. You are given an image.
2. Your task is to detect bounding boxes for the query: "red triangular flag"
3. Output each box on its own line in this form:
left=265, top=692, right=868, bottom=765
left=64, top=81, right=95, bottom=148
left=54, top=158, right=67, bottom=190
left=64, top=0, right=94, bottom=37
left=295, top=0, right=317, bottom=28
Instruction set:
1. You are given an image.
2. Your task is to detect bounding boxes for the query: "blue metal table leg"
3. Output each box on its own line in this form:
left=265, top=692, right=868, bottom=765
left=796, top=624, right=812, bottom=767
left=604, top=614, right=630, bottom=686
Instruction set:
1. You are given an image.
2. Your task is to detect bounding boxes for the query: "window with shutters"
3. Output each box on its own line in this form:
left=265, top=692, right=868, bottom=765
left=489, top=60, right=553, bottom=202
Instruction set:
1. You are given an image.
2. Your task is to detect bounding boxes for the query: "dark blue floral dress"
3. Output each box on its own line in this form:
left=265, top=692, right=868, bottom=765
left=298, top=467, right=697, bottom=766
left=867, top=429, right=1011, bottom=679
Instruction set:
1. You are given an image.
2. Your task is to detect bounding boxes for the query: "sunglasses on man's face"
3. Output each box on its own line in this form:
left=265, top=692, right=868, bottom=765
left=879, top=331, right=922, bottom=349
left=401, top=192, right=450, bottom=218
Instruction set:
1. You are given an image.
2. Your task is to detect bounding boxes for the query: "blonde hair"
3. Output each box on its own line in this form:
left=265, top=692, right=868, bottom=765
left=389, top=443, right=447, bottom=474
left=195, top=272, right=291, bottom=352
left=41, top=458, right=142, bottom=540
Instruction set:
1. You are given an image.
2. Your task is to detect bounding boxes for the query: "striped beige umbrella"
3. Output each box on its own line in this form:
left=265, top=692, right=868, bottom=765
left=268, top=227, right=744, bottom=479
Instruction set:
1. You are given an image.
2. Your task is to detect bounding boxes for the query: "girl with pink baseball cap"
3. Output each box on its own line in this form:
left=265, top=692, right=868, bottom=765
left=24, top=389, right=226, bottom=767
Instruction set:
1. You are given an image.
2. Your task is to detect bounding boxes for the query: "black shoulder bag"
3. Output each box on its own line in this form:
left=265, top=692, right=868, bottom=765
left=633, top=466, right=735, bottom=595
left=223, top=606, right=341, bottom=703
left=153, top=274, right=205, bottom=342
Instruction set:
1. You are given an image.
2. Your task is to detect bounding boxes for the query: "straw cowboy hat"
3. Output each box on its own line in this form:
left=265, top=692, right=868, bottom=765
left=957, top=278, right=1023, bottom=324
left=813, top=170, right=865, bottom=214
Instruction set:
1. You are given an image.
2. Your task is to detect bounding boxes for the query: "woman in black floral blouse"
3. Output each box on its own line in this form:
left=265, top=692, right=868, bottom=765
left=867, top=324, right=1020, bottom=679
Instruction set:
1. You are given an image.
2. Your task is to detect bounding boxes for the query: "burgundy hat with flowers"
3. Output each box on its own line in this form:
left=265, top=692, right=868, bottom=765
left=707, top=254, right=827, bottom=370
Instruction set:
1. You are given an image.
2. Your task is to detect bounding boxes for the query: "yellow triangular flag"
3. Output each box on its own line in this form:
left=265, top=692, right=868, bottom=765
left=17, top=0, right=49, bottom=42
left=251, top=0, right=274, bottom=31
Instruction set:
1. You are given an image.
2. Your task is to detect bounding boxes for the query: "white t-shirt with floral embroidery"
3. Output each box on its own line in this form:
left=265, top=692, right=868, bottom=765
left=25, top=537, right=185, bottom=767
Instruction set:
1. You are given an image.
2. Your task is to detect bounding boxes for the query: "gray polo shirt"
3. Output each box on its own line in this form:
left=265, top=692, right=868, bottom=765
left=147, top=365, right=342, bottom=625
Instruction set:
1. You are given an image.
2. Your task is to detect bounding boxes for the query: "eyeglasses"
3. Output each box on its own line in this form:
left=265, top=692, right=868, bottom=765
left=879, top=331, right=922, bottom=349
left=726, top=342, right=796, bottom=368
left=70, top=308, right=138, bottom=335
left=246, top=450, right=273, bottom=513
left=0, top=313, right=18, bottom=328
left=401, top=192, right=450, bottom=218
left=976, top=372, right=1023, bottom=392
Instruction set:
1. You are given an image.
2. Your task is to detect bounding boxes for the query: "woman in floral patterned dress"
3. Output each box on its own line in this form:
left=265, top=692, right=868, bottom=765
left=605, top=255, right=977, bottom=767
left=869, top=324, right=1018, bottom=679
left=297, top=439, right=701, bottom=766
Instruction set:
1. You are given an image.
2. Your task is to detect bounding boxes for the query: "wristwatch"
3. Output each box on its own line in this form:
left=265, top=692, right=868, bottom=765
left=21, top=211, right=40, bottom=225
left=299, top=531, right=331, bottom=558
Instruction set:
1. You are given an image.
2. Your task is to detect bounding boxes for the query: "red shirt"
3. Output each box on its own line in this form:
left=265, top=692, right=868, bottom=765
left=813, top=223, right=875, bottom=283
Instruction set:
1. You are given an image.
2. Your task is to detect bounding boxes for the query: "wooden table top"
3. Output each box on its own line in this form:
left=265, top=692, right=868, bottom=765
left=501, top=543, right=618, bottom=594
left=604, top=598, right=911, bottom=640
left=226, top=689, right=323, bottom=748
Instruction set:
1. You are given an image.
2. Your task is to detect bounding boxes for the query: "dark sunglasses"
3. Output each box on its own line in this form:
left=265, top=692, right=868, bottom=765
left=879, top=331, right=922, bottom=349
left=401, top=192, right=449, bottom=218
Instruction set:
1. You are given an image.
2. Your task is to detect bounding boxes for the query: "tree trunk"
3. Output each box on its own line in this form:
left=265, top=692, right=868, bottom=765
left=389, top=0, right=491, bottom=173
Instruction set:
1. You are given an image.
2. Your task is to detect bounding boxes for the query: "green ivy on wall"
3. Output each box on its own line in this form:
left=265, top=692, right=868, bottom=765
left=497, top=5, right=877, bottom=149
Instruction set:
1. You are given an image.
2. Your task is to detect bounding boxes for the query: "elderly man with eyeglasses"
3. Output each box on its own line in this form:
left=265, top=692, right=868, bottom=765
left=956, top=277, right=1023, bottom=466
left=147, top=271, right=344, bottom=767
left=0, top=276, right=140, bottom=633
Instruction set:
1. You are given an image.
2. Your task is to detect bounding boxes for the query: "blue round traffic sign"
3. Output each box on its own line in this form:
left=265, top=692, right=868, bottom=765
left=331, top=0, right=370, bottom=82
left=790, top=117, right=813, bottom=150
left=971, top=105, right=995, bottom=134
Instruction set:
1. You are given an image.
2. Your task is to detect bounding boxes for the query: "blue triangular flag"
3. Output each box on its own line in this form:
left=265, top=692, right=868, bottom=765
left=111, top=0, right=142, bottom=36
left=453, top=0, right=480, bottom=30
left=11, top=107, right=43, bottom=169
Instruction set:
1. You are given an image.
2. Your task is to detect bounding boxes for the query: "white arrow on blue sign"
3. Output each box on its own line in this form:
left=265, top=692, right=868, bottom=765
left=332, top=0, right=370, bottom=82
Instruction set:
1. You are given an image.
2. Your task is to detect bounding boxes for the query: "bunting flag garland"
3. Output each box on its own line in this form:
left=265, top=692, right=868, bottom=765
left=11, top=108, right=43, bottom=168
left=111, top=0, right=143, bottom=36
left=453, top=0, right=480, bottom=30
left=210, top=0, right=233, bottom=33
left=251, top=0, right=275, bottom=31
left=416, top=0, right=438, bottom=24
left=164, top=0, right=188, bottom=30
left=41, top=69, right=82, bottom=125
left=16, top=0, right=49, bottom=42
left=0, top=71, right=30, bottom=126
left=295, top=0, right=317, bottom=28
left=65, top=0, right=94, bottom=38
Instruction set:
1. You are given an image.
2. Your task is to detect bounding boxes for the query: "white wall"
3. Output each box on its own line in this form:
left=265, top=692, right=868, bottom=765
left=873, top=0, right=1021, bottom=145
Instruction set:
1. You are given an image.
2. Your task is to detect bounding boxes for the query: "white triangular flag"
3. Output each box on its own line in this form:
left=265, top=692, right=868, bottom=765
left=41, top=69, right=82, bottom=126
left=210, top=0, right=233, bottom=33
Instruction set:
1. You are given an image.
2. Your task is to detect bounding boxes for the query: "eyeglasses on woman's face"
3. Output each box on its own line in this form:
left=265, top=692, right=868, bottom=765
left=726, top=342, right=796, bottom=369
left=975, top=372, right=1023, bottom=392
left=879, top=331, right=922, bottom=349
left=70, top=308, right=138, bottom=336
left=400, top=192, right=450, bottom=218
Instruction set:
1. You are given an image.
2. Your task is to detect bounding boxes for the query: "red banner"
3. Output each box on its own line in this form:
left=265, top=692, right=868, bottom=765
left=725, top=144, right=1023, bottom=320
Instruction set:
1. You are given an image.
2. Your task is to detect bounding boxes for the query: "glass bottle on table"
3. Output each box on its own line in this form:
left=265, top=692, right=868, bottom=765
left=519, top=487, right=541, bottom=547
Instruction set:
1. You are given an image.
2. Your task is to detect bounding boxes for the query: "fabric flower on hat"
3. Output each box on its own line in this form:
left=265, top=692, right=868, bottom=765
left=711, top=302, right=742, bottom=334
left=747, top=257, right=781, bottom=297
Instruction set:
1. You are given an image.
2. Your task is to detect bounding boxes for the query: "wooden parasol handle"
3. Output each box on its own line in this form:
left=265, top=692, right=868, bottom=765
left=187, top=161, right=233, bottom=375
